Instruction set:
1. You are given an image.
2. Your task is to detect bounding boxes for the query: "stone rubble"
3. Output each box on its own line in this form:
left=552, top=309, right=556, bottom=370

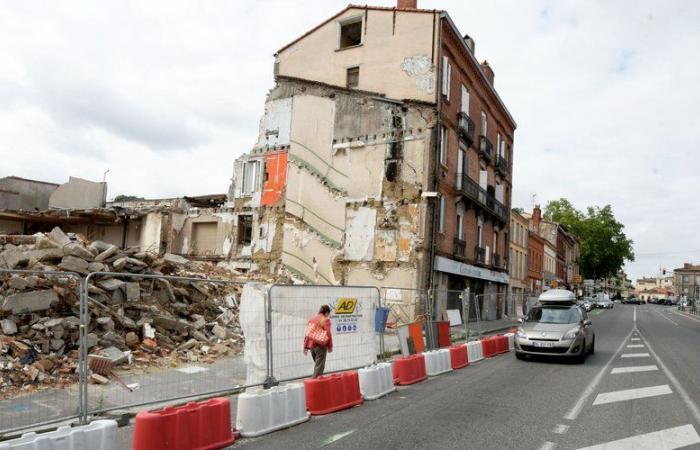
left=0, top=227, right=246, bottom=395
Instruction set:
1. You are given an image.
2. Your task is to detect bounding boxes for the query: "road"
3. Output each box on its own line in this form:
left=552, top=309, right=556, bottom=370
left=234, top=304, right=700, bottom=449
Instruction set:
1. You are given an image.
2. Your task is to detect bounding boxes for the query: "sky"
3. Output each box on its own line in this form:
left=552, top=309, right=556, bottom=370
left=1, top=0, right=699, bottom=281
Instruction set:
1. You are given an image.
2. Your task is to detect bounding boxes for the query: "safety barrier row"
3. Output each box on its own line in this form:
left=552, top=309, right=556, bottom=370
left=0, top=421, right=117, bottom=450
left=236, top=383, right=309, bottom=437
left=359, top=363, right=396, bottom=400
left=424, top=349, right=453, bottom=376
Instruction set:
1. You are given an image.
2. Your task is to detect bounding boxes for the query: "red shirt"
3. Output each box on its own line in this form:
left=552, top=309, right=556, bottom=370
left=303, top=313, right=333, bottom=351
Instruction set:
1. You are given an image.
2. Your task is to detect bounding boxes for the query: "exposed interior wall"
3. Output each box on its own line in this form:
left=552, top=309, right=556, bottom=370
left=276, top=8, right=437, bottom=103
left=0, top=219, right=24, bottom=234
left=49, top=177, right=107, bottom=209
left=0, top=177, right=59, bottom=211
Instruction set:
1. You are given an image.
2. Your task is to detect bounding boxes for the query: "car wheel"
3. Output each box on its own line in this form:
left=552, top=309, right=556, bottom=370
left=575, top=340, right=587, bottom=364
left=588, top=336, right=595, bottom=355
left=515, top=352, right=526, bottom=360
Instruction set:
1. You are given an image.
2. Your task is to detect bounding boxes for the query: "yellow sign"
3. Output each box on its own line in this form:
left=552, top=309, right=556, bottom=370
left=573, top=275, right=582, bottom=284
left=335, top=298, right=358, bottom=314
left=550, top=280, right=558, bottom=288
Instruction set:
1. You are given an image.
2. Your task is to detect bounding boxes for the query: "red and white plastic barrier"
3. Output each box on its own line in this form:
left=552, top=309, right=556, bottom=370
left=466, top=340, right=484, bottom=362
left=359, top=362, right=396, bottom=400
left=304, top=371, right=363, bottom=415
left=504, top=333, right=515, bottom=351
left=393, top=354, right=428, bottom=385
left=449, top=344, right=469, bottom=369
left=0, top=420, right=117, bottom=450
left=236, top=383, right=310, bottom=437
left=424, top=349, right=453, bottom=376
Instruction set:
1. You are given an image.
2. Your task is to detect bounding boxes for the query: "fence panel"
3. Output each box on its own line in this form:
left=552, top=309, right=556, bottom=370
left=268, top=285, right=381, bottom=383
left=81, top=272, right=258, bottom=421
left=0, top=269, right=84, bottom=435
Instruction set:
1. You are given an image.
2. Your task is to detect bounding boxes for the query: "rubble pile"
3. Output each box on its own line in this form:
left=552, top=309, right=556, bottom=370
left=0, top=227, right=244, bottom=396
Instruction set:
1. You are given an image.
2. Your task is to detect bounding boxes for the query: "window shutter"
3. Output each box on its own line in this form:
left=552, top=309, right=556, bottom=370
left=461, top=85, right=469, bottom=114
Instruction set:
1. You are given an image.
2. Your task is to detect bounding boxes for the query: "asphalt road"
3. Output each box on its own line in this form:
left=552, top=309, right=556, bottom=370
left=234, top=304, right=700, bottom=450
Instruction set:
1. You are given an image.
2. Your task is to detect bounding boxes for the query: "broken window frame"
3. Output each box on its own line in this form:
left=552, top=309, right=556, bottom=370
left=346, top=66, right=360, bottom=88
left=237, top=215, right=253, bottom=246
left=337, top=16, right=363, bottom=49
left=241, top=160, right=260, bottom=196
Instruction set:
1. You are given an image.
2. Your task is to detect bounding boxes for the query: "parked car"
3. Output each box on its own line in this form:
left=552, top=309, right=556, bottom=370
left=515, top=289, right=595, bottom=363
left=581, top=299, right=594, bottom=312
left=596, top=298, right=614, bottom=309
left=626, top=297, right=642, bottom=305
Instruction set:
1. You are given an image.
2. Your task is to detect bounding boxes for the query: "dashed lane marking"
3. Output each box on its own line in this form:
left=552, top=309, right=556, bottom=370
left=575, top=424, right=700, bottom=450
left=611, top=365, right=658, bottom=374
left=592, top=384, right=672, bottom=406
left=620, top=353, right=650, bottom=358
left=653, top=309, right=679, bottom=326
left=630, top=338, right=641, bottom=341
left=321, top=430, right=356, bottom=446
left=626, top=344, right=644, bottom=348
left=538, top=441, right=556, bottom=450
left=552, top=424, right=569, bottom=434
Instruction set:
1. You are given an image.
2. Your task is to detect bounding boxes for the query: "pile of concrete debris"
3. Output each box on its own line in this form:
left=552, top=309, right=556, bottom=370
left=0, top=227, right=244, bottom=394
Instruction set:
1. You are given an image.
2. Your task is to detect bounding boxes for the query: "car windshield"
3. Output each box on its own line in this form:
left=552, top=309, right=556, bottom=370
left=525, top=306, right=580, bottom=324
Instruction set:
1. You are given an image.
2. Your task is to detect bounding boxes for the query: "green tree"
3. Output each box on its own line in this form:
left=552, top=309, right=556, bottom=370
left=112, top=195, right=145, bottom=202
left=544, top=199, right=634, bottom=279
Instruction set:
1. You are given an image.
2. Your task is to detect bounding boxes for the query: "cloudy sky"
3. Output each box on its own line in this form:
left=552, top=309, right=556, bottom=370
left=1, top=1, right=698, bottom=280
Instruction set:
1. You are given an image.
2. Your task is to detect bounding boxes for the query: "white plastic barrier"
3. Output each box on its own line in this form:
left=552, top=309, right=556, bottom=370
left=423, top=349, right=452, bottom=376
left=0, top=420, right=117, bottom=450
left=359, top=362, right=396, bottom=400
left=504, top=333, right=515, bottom=351
left=236, top=382, right=310, bottom=437
left=467, top=341, right=484, bottom=362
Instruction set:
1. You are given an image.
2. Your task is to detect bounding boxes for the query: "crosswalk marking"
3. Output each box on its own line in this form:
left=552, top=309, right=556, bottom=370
left=592, top=385, right=672, bottom=405
left=631, top=338, right=640, bottom=341
left=626, top=344, right=644, bottom=348
left=611, top=365, right=658, bottom=374
left=576, top=424, right=700, bottom=450
left=621, top=353, right=650, bottom=358
left=552, top=424, right=569, bottom=434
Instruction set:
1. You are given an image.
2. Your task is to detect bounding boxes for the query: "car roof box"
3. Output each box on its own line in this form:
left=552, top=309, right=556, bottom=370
left=538, top=289, right=576, bottom=304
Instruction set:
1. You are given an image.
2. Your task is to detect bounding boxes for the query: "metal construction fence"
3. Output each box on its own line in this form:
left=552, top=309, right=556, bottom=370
left=1, top=269, right=536, bottom=436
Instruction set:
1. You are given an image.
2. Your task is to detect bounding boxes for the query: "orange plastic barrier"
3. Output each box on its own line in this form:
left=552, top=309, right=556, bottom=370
left=304, top=371, right=363, bottom=415
left=480, top=336, right=498, bottom=358
left=437, top=321, right=452, bottom=348
left=392, top=354, right=428, bottom=385
left=132, top=397, right=235, bottom=450
left=449, top=344, right=469, bottom=369
left=408, top=322, right=425, bottom=353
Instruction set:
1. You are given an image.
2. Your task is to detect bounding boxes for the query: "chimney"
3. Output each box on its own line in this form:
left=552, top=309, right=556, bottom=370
left=463, top=34, right=475, bottom=54
left=480, top=60, right=495, bottom=85
left=397, top=0, right=417, bottom=9
left=532, top=205, right=542, bottom=233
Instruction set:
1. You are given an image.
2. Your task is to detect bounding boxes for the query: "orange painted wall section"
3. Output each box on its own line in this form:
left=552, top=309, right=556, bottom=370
left=261, top=151, right=288, bottom=206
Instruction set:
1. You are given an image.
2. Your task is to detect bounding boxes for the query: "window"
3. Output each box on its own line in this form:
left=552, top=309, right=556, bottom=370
left=456, top=211, right=464, bottom=240
left=500, top=138, right=506, bottom=158
left=457, top=144, right=466, bottom=189
left=477, top=221, right=483, bottom=247
left=460, top=85, right=470, bottom=114
left=339, top=17, right=362, bottom=49
left=237, top=215, right=253, bottom=246
left=496, top=133, right=501, bottom=157
left=346, top=66, right=359, bottom=88
left=438, top=196, right=445, bottom=233
left=493, top=231, right=498, bottom=255
left=441, top=56, right=452, bottom=100
left=481, top=111, right=488, bottom=136
left=242, top=160, right=260, bottom=195
left=439, top=126, right=448, bottom=165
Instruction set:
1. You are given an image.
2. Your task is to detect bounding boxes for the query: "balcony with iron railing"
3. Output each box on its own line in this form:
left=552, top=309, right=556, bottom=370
left=459, top=174, right=508, bottom=223
left=454, top=238, right=466, bottom=260
left=479, top=135, right=493, bottom=162
left=475, top=246, right=487, bottom=265
left=458, top=112, right=475, bottom=146
left=496, top=155, right=508, bottom=176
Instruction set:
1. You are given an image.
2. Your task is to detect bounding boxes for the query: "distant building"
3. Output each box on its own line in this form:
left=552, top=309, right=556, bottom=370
left=674, top=263, right=700, bottom=301
left=509, top=210, right=528, bottom=298
left=527, top=231, right=544, bottom=295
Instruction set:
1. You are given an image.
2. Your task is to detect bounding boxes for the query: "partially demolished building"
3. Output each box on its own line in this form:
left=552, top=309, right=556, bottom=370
left=227, top=1, right=517, bottom=306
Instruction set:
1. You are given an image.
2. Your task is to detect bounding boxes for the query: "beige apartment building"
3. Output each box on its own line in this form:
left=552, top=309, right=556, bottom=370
left=509, top=210, right=528, bottom=297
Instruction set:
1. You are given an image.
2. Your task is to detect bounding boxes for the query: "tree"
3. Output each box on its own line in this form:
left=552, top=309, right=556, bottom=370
left=512, top=207, right=524, bottom=215
left=544, top=199, right=634, bottom=279
left=112, top=195, right=145, bottom=202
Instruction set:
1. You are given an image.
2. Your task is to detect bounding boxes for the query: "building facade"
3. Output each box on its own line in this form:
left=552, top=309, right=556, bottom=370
left=674, top=264, right=700, bottom=302
left=226, top=1, right=516, bottom=320
left=528, top=231, right=544, bottom=295
left=509, top=211, right=528, bottom=297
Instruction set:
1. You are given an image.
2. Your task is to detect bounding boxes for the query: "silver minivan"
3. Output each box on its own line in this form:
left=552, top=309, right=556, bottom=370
left=515, top=289, right=595, bottom=363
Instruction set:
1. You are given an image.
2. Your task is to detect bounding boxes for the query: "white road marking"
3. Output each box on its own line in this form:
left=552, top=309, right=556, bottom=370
left=322, top=429, right=356, bottom=445
left=563, top=329, right=634, bottom=421
left=633, top=307, right=637, bottom=323
left=576, top=424, right=700, bottom=450
left=552, top=424, right=569, bottom=434
left=620, top=353, right=650, bottom=358
left=630, top=338, right=640, bottom=341
left=626, top=344, right=644, bottom=348
left=176, top=366, right=209, bottom=374
left=672, top=310, right=700, bottom=324
left=654, top=309, right=678, bottom=325
left=538, top=441, right=556, bottom=450
left=592, top=384, right=672, bottom=405
left=638, top=331, right=700, bottom=423
left=611, top=365, right=658, bottom=374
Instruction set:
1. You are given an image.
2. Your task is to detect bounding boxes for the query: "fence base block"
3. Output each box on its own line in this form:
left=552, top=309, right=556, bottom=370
left=504, top=333, right=515, bottom=351
left=304, top=371, right=363, bottom=415
left=449, top=344, right=469, bottom=369
left=236, top=383, right=310, bottom=438
left=359, top=362, right=396, bottom=400
left=466, top=341, right=484, bottom=362
left=393, top=354, right=428, bottom=385
left=0, top=420, right=117, bottom=450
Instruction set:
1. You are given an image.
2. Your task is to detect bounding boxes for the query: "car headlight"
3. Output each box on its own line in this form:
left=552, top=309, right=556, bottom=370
left=516, top=327, right=527, bottom=339
left=562, top=327, right=580, bottom=341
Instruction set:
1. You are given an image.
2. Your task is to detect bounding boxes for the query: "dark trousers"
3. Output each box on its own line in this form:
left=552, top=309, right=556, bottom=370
left=311, top=346, right=327, bottom=378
